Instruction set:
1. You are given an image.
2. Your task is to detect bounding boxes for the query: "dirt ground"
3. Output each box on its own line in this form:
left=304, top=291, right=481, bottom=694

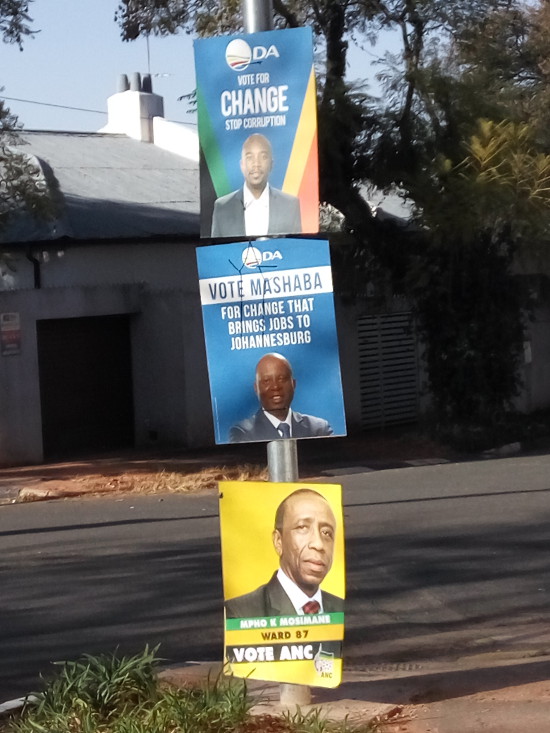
left=0, top=427, right=457, bottom=503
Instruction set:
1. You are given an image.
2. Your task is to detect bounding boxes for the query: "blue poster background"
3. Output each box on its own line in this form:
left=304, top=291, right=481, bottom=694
left=194, top=28, right=313, bottom=193
left=197, top=239, right=347, bottom=444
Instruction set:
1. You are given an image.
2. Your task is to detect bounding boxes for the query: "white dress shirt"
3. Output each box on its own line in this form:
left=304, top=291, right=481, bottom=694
left=277, top=568, right=324, bottom=614
left=243, top=183, right=270, bottom=236
left=263, top=408, right=293, bottom=437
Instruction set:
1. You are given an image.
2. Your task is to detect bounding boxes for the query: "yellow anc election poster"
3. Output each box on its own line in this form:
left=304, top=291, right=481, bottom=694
left=219, top=481, right=345, bottom=688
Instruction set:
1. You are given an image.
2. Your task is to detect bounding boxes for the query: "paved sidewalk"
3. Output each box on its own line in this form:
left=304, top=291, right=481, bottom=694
left=159, top=654, right=550, bottom=732
left=3, top=654, right=550, bottom=732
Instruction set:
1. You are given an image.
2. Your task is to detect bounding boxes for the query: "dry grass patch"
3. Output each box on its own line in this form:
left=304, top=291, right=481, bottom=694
left=74, top=464, right=269, bottom=497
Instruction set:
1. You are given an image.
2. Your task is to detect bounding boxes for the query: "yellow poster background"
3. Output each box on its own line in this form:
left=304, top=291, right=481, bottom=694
left=220, top=480, right=345, bottom=687
left=219, top=481, right=345, bottom=601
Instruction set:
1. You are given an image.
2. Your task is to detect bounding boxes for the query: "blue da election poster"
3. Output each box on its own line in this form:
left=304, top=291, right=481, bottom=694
left=196, top=239, right=346, bottom=444
left=194, top=28, right=319, bottom=238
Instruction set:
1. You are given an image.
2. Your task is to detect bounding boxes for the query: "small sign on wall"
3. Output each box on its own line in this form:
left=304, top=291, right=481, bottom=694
left=1, top=312, right=21, bottom=356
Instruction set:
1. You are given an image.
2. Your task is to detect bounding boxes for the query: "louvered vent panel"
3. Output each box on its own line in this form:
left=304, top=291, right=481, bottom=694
left=358, top=312, right=419, bottom=429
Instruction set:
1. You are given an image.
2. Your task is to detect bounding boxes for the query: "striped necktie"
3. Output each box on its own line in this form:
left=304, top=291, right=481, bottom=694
left=303, top=600, right=320, bottom=614
left=278, top=422, right=291, bottom=438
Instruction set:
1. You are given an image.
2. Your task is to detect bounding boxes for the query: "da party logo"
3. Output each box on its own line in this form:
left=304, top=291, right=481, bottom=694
left=225, top=38, right=280, bottom=71
left=241, top=245, right=282, bottom=269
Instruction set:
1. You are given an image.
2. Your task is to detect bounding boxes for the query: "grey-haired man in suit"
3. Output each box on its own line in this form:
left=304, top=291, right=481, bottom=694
left=211, top=134, right=302, bottom=238
left=225, top=488, right=344, bottom=619
left=229, top=352, right=333, bottom=443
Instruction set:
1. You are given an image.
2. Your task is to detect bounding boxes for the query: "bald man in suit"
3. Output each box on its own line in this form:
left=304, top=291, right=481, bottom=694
left=226, top=488, right=344, bottom=619
left=229, top=353, right=333, bottom=443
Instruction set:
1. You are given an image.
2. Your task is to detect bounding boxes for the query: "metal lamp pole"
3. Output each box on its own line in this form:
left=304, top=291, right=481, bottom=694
left=242, top=0, right=274, bottom=33
left=239, top=0, right=312, bottom=708
left=268, top=439, right=309, bottom=706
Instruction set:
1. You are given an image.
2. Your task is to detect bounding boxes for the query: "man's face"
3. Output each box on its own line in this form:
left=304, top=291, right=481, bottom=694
left=255, top=355, right=295, bottom=419
left=273, top=493, right=336, bottom=596
left=240, top=136, right=273, bottom=196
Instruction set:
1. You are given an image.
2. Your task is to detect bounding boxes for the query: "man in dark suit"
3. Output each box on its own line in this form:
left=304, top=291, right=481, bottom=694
left=225, top=488, right=344, bottom=618
left=211, top=134, right=302, bottom=238
left=229, top=352, right=333, bottom=443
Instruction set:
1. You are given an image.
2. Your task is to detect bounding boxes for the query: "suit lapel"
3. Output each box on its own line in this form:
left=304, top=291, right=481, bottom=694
left=265, top=574, right=297, bottom=616
left=291, top=412, right=308, bottom=438
left=267, top=188, right=275, bottom=233
left=235, top=189, right=245, bottom=232
left=254, top=410, right=281, bottom=440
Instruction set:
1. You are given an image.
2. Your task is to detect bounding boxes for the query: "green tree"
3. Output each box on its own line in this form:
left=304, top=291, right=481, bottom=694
left=114, top=0, right=514, bottom=238
left=444, top=3, right=550, bottom=146
left=115, top=0, right=550, bottom=433
left=0, top=0, right=33, bottom=46
left=360, top=4, right=550, bottom=432
left=386, top=0, right=550, bottom=433
left=401, top=120, right=550, bottom=431
left=0, top=0, right=57, bottom=234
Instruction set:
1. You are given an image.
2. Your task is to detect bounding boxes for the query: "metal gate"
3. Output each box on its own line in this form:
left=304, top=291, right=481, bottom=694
left=358, top=311, right=419, bottom=429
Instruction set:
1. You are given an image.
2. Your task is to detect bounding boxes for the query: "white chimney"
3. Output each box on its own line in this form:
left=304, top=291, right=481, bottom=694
left=99, top=73, right=164, bottom=143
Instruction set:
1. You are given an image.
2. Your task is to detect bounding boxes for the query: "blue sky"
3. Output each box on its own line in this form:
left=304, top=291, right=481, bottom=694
left=1, top=0, right=390, bottom=132
left=1, top=0, right=198, bottom=131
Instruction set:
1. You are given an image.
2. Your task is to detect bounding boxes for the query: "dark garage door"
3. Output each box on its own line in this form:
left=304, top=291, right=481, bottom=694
left=37, top=315, right=134, bottom=460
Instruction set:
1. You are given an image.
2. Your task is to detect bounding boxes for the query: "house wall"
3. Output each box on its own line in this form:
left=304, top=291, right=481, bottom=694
left=0, top=242, right=210, bottom=465
left=35, top=243, right=199, bottom=290
left=131, top=288, right=213, bottom=449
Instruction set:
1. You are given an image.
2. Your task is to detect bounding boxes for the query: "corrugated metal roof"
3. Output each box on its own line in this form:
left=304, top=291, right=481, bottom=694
left=2, top=131, right=200, bottom=244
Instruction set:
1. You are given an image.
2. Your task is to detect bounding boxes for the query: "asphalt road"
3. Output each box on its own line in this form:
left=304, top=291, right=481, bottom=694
left=1, top=453, right=549, bottom=700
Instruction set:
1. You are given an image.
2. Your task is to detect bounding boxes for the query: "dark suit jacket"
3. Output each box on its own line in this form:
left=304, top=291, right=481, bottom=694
left=225, top=572, right=344, bottom=619
left=229, top=409, right=333, bottom=443
left=211, top=187, right=302, bottom=238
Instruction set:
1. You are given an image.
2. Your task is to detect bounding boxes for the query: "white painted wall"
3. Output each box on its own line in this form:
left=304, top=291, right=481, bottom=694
left=99, top=89, right=164, bottom=143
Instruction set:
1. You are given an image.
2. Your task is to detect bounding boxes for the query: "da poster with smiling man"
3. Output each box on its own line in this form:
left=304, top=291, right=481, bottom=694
left=195, top=238, right=347, bottom=445
left=219, top=481, right=345, bottom=687
left=194, top=27, right=319, bottom=238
